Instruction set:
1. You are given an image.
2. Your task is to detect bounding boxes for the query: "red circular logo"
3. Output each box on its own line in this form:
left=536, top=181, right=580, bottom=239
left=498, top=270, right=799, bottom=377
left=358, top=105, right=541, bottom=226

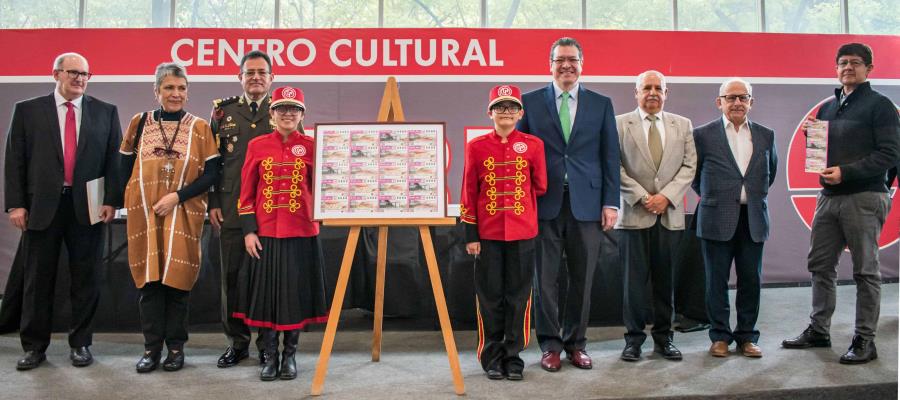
left=786, top=98, right=899, bottom=249
left=291, top=144, right=306, bottom=157
left=282, top=87, right=297, bottom=99
left=498, top=86, right=513, bottom=96
left=513, top=142, right=528, bottom=153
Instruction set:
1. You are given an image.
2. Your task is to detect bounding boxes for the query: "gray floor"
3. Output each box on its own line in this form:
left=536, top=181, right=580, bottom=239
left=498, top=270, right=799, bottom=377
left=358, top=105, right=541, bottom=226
left=0, top=284, right=896, bottom=400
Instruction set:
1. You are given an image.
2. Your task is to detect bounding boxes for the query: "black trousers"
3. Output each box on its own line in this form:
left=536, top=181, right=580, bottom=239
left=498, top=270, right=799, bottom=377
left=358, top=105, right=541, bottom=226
left=533, top=190, right=601, bottom=353
left=139, top=281, right=190, bottom=352
left=620, top=219, right=681, bottom=346
left=701, top=206, right=764, bottom=345
left=475, top=239, right=534, bottom=371
left=219, top=227, right=261, bottom=351
left=20, top=191, right=102, bottom=352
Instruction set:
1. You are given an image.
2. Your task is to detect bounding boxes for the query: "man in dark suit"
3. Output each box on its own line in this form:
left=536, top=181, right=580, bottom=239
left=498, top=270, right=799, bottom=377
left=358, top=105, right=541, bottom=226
left=208, top=50, right=275, bottom=368
left=517, top=37, right=620, bottom=371
left=4, top=52, right=121, bottom=370
left=692, top=78, right=777, bottom=359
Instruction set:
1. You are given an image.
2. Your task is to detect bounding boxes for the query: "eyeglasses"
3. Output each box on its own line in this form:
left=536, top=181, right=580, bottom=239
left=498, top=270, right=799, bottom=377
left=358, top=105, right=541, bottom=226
left=551, top=57, right=581, bottom=65
left=274, top=106, right=303, bottom=114
left=56, top=69, right=92, bottom=80
left=836, top=60, right=866, bottom=68
left=491, top=105, right=522, bottom=114
left=241, top=70, right=270, bottom=77
left=718, top=94, right=752, bottom=103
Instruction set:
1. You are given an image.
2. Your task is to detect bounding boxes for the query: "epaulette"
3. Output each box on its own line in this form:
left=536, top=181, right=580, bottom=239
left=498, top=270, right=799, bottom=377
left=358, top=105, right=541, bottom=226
left=212, top=96, right=240, bottom=109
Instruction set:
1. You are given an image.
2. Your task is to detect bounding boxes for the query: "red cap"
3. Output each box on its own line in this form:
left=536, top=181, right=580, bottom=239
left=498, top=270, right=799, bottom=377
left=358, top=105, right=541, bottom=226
left=488, top=85, right=523, bottom=110
left=271, top=86, right=306, bottom=110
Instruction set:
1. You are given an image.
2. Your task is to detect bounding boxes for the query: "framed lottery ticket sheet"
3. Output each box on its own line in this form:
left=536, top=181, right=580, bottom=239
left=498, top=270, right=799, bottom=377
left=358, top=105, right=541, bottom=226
left=314, top=122, right=447, bottom=219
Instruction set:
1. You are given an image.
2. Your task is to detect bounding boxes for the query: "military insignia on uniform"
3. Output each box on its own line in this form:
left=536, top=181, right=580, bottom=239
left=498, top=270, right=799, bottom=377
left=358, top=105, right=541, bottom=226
left=226, top=115, right=233, bottom=122
left=291, top=145, right=307, bottom=157
left=227, top=143, right=234, bottom=152
left=232, top=136, right=238, bottom=142
left=513, top=142, right=528, bottom=153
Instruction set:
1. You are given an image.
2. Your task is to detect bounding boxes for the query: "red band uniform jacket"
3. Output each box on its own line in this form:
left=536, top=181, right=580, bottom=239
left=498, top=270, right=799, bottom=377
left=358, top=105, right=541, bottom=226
left=238, top=131, right=319, bottom=238
left=460, top=130, right=547, bottom=242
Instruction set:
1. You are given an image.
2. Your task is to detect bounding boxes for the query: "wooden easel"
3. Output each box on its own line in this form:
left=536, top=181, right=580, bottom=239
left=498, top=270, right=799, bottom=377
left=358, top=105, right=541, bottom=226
left=310, top=77, right=466, bottom=396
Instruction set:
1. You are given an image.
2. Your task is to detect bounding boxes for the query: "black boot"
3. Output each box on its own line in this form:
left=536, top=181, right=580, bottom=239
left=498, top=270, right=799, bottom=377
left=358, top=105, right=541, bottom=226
left=259, top=329, right=280, bottom=381
left=280, top=330, right=299, bottom=380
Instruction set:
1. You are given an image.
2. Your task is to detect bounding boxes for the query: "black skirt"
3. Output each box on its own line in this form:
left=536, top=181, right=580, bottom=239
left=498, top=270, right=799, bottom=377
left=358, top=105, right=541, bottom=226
left=232, top=236, right=328, bottom=331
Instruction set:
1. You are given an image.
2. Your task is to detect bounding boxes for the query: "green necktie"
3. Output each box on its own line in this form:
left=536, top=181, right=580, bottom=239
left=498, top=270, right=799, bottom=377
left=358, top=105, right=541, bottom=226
left=647, top=114, right=663, bottom=169
left=560, top=91, right=571, bottom=142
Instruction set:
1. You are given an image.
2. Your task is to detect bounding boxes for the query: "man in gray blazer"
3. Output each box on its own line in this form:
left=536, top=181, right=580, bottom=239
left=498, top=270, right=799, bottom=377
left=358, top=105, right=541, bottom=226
left=616, top=71, right=696, bottom=362
left=692, top=78, right=777, bottom=358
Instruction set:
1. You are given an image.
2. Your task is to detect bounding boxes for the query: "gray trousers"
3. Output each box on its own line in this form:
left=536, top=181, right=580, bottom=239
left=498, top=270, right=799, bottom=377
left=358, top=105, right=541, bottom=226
left=807, top=191, right=890, bottom=340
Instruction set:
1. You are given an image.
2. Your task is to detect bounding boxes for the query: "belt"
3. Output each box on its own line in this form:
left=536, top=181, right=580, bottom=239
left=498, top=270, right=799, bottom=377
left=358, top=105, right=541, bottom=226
left=61, top=186, right=72, bottom=194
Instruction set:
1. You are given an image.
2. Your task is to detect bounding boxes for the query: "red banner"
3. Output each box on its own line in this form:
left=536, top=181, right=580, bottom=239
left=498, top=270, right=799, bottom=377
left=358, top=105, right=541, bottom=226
left=1, top=28, right=899, bottom=79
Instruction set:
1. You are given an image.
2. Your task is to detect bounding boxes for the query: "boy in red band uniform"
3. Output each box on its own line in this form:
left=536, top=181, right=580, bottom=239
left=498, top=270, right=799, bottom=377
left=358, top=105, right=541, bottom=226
left=234, top=86, right=328, bottom=381
left=460, top=85, right=547, bottom=381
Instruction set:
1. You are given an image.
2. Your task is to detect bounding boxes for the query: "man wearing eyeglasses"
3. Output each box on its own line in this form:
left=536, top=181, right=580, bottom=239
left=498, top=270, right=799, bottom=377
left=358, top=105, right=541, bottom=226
left=692, top=78, right=777, bottom=359
left=616, top=71, right=696, bottom=362
left=208, top=50, right=276, bottom=368
left=517, top=37, right=620, bottom=372
left=782, top=43, right=900, bottom=365
left=4, top=52, right=122, bottom=370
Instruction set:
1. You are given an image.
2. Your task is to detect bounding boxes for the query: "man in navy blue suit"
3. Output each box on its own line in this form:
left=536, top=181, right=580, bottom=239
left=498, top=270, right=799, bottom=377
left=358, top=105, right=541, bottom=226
left=692, top=78, right=777, bottom=359
left=517, top=37, right=620, bottom=372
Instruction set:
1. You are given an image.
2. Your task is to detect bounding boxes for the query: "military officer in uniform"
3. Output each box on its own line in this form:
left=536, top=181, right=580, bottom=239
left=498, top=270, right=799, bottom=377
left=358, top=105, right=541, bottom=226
left=209, top=50, right=276, bottom=367
left=461, top=85, right=547, bottom=381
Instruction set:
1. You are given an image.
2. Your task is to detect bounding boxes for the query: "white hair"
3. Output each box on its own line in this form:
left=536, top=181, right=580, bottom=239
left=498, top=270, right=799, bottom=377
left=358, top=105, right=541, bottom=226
left=52, top=52, right=88, bottom=71
left=719, top=77, right=753, bottom=96
left=635, top=70, right=667, bottom=90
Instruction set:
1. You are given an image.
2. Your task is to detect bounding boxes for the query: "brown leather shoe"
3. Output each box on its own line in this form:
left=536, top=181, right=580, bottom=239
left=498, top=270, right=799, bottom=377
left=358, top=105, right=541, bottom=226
left=709, top=341, right=729, bottom=357
left=540, top=351, right=561, bottom=372
left=567, top=350, right=593, bottom=369
left=740, top=342, right=762, bottom=358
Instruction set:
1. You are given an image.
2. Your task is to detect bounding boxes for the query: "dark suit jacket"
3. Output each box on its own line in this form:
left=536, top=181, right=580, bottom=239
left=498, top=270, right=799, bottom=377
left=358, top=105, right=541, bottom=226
left=517, top=83, right=620, bottom=222
left=4, top=93, right=122, bottom=230
left=691, top=118, right=777, bottom=243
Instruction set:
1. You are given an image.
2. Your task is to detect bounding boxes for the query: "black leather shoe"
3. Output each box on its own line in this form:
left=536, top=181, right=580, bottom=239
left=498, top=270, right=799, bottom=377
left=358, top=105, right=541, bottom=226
left=217, top=347, right=249, bottom=368
left=485, top=363, right=505, bottom=380
left=162, top=350, right=185, bottom=371
left=840, top=335, right=877, bottom=365
left=279, top=352, right=297, bottom=380
left=16, top=351, right=46, bottom=371
left=135, top=351, right=161, bottom=373
left=505, top=365, right=523, bottom=381
left=782, top=325, right=831, bottom=349
left=70, top=346, right=93, bottom=367
left=654, top=341, right=683, bottom=361
left=620, top=343, right=641, bottom=361
left=260, top=352, right=280, bottom=381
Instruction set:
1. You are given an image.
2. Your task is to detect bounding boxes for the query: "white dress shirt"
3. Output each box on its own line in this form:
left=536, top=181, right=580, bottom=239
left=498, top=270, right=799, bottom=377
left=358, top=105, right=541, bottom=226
left=55, top=90, right=83, bottom=154
left=637, top=107, right=667, bottom=150
left=552, top=81, right=578, bottom=133
left=722, top=115, right=752, bottom=204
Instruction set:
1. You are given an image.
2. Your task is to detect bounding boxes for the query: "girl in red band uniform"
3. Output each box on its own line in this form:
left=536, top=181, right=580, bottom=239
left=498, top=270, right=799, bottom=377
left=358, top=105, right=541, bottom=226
left=233, top=86, right=327, bottom=381
left=460, top=85, right=547, bottom=381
